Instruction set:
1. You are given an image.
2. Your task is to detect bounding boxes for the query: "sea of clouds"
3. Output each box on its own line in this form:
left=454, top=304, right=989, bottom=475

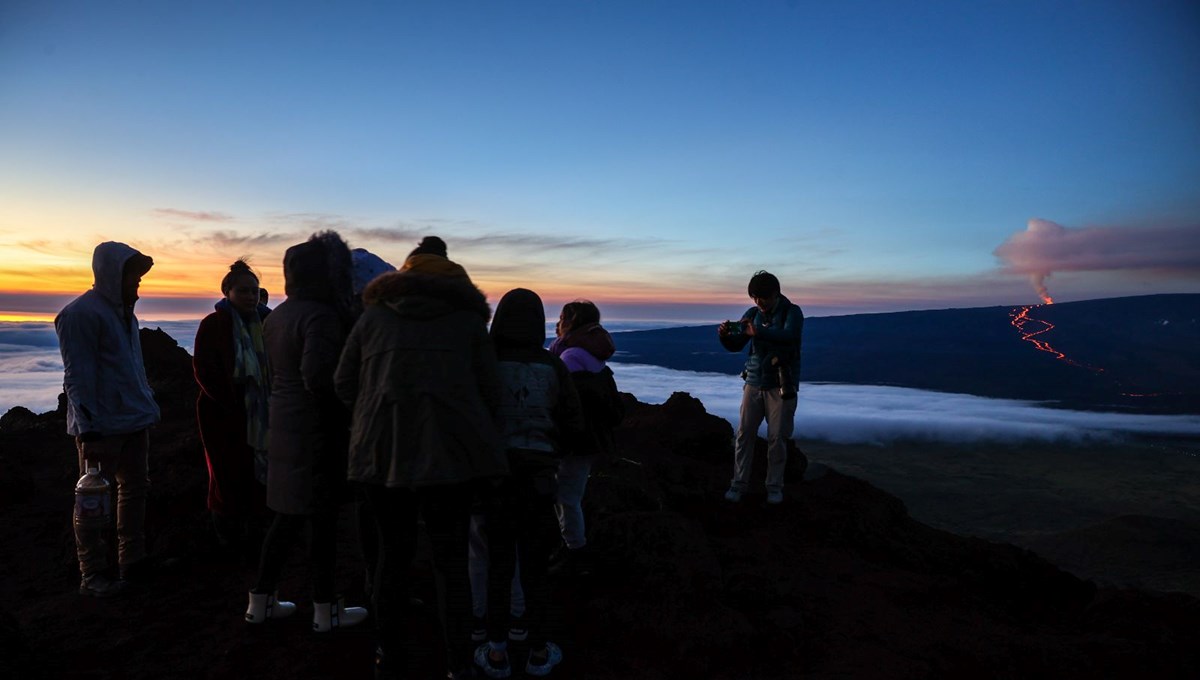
left=4, top=321, right=1198, bottom=444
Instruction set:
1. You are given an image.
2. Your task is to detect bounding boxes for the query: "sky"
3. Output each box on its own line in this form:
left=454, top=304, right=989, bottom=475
left=1, top=0, right=1198, bottom=322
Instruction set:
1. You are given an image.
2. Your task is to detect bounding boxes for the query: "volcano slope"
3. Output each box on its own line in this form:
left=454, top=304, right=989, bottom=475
left=0, top=329, right=1196, bottom=679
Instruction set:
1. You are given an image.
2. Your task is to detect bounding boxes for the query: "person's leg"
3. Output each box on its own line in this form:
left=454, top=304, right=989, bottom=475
left=310, top=504, right=338, bottom=604
left=731, top=385, right=765, bottom=491
left=478, top=481, right=518, bottom=645
left=467, top=512, right=489, bottom=619
left=421, top=484, right=476, bottom=675
left=356, top=485, right=381, bottom=604
left=252, top=512, right=305, bottom=594
left=365, top=486, right=419, bottom=669
left=554, top=454, right=595, bottom=549
left=517, top=482, right=565, bottom=673
left=764, top=391, right=798, bottom=494
left=112, top=429, right=149, bottom=570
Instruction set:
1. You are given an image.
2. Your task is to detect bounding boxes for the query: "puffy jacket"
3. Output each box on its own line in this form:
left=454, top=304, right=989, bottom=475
left=719, top=294, right=804, bottom=389
left=55, top=242, right=160, bottom=437
left=490, top=289, right=586, bottom=459
left=335, top=267, right=508, bottom=488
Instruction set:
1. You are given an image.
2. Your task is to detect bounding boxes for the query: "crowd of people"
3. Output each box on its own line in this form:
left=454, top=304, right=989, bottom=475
left=54, top=235, right=802, bottom=679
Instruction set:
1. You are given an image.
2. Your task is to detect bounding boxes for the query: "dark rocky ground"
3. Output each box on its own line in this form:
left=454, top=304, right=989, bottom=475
left=1, top=329, right=1197, bottom=679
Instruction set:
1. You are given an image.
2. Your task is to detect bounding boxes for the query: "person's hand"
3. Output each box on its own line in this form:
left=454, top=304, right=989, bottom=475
left=744, top=322, right=757, bottom=337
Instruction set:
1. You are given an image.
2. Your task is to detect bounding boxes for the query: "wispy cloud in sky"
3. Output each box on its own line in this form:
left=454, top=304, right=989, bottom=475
left=153, top=208, right=233, bottom=222
left=994, top=219, right=1200, bottom=303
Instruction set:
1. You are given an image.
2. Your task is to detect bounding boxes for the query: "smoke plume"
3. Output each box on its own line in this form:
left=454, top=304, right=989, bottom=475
left=994, top=218, right=1200, bottom=304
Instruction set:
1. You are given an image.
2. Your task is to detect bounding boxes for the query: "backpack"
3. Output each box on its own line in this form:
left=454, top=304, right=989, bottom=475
left=570, top=366, right=625, bottom=441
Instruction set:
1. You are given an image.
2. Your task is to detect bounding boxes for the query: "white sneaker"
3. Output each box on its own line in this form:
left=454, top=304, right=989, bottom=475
left=312, top=597, right=368, bottom=632
left=766, top=490, right=784, bottom=505
left=245, top=591, right=296, bottom=623
left=723, top=487, right=743, bottom=502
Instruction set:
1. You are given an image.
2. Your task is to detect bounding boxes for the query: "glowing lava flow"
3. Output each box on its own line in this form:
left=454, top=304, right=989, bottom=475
left=1009, top=305, right=1101, bottom=371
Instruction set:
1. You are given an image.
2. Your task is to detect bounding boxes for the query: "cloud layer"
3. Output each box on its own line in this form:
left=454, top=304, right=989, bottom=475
left=6, top=321, right=1199, bottom=445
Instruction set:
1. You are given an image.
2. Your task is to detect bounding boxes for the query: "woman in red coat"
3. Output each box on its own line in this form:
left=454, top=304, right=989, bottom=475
left=193, top=260, right=270, bottom=553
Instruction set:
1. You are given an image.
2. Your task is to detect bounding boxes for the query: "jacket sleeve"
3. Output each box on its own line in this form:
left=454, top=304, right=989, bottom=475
left=753, top=303, right=803, bottom=350
left=333, top=317, right=363, bottom=411
left=192, top=312, right=236, bottom=406
left=472, top=322, right=502, bottom=415
left=55, top=307, right=101, bottom=434
left=718, top=307, right=755, bottom=353
left=300, top=308, right=343, bottom=396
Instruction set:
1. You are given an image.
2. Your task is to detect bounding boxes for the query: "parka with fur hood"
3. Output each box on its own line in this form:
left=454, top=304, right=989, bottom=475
left=334, top=262, right=508, bottom=488
left=55, top=242, right=160, bottom=437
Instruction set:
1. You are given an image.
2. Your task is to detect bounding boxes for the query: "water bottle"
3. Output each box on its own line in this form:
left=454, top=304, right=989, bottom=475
left=74, top=462, right=111, bottom=530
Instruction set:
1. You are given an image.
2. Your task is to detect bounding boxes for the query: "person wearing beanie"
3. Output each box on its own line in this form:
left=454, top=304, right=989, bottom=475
left=335, top=251, right=507, bottom=679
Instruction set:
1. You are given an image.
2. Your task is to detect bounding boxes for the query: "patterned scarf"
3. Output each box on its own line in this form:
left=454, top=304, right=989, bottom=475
left=218, top=300, right=271, bottom=479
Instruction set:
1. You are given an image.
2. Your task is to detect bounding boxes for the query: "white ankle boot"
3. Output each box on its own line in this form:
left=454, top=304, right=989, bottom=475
left=245, top=591, right=297, bottom=623
left=312, top=597, right=368, bottom=632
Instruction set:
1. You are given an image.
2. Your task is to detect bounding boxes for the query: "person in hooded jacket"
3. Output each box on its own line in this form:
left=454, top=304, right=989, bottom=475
left=56, top=241, right=160, bottom=597
left=335, top=243, right=507, bottom=680
left=546, top=300, right=624, bottom=576
left=192, top=260, right=270, bottom=556
left=243, top=231, right=368, bottom=634
left=473, top=288, right=586, bottom=679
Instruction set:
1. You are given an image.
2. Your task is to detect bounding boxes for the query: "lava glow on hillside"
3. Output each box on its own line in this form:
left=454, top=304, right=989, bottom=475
left=1009, top=305, right=1101, bottom=371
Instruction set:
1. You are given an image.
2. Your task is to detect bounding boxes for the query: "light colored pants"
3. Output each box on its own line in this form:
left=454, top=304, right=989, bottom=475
left=731, top=384, right=797, bottom=493
left=467, top=513, right=525, bottom=619
left=75, top=430, right=149, bottom=576
left=555, top=453, right=596, bottom=549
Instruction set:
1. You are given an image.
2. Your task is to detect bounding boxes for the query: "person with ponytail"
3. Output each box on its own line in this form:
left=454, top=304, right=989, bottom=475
left=193, top=260, right=270, bottom=556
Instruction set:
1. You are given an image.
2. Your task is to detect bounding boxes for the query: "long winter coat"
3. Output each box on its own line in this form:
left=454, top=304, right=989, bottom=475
left=55, top=242, right=160, bottom=437
left=335, top=269, right=508, bottom=488
left=193, top=304, right=265, bottom=517
left=263, top=237, right=354, bottom=514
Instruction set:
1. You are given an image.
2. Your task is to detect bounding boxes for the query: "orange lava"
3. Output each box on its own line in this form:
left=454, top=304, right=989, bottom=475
left=1009, top=305, right=1101, bottom=371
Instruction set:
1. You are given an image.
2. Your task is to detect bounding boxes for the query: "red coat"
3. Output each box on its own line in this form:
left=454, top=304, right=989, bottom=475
left=193, top=306, right=265, bottom=518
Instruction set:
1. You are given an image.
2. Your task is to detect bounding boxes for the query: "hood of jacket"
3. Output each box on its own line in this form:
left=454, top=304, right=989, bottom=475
left=91, top=241, right=152, bottom=307
left=283, top=231, right=354, bottom=317
left=490, top=288, right=545, bottom=348
left=364, top=268, right=491, bottom=321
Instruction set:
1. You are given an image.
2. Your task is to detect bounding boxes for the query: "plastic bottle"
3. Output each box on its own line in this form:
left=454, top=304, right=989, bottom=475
left=74, top=462, right=111, bottom=530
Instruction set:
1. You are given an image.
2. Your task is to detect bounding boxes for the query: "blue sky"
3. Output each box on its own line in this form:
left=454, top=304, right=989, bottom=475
left=1, top=0, right=1197, bottom=320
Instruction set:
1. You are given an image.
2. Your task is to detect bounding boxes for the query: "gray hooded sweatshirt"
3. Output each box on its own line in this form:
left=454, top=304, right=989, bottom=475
left=55, top=242, right=161, bottom=437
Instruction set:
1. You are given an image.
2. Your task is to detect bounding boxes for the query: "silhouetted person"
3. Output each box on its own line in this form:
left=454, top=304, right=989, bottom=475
left=546, top=299, right=623, bottom=575
left=348, top=247, right=396, bottom=605
left=193, top=260, right=269, bottom=557
left=256, top=286, right=272, bottom=319
left=335, top=241, right=506, bottom=679
left=56, top=241, right=160, bottom=597
left=475, top=288, right=586, bottom=678
left=243, top=231, right=368, bottom=634
left=718, top=270, right=803, bottom=505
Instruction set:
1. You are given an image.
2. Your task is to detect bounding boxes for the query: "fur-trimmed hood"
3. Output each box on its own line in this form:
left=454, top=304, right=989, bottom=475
left=363, top=269, right=491, bottom=321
